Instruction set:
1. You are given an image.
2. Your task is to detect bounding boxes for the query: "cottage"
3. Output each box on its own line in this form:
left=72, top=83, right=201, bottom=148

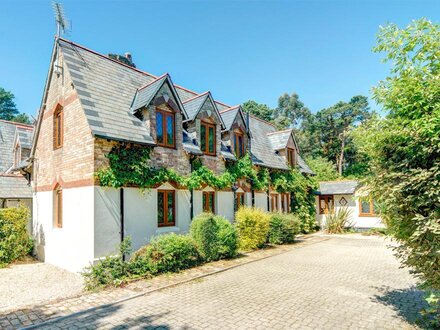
left=315, top=180, right=384, bottom=230
left=0, top=120, right=33, bottom=209
left=30, top=38, right=313, bottom=272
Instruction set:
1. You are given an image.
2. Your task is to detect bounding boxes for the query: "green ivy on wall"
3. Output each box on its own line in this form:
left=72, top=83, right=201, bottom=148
left=96, top=144, right=316, bottom=227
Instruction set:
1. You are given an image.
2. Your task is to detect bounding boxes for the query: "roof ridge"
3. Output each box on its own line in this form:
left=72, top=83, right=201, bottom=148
left=0, top=119, right=34, bottom=129
left=137, top=73, right=168, bottom=92
left=219, top=105, right=240, bottom=114
left=182, top=91, right=209, bottom=104
left=58, top=38, right=158, bottom=79
left=249, top=114, right=277, bottom=128
left=266, top=128, right=292, bottom=136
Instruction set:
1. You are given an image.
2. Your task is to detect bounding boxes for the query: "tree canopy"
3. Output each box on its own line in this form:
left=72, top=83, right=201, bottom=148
left=0, top=87, right=32, bottom=124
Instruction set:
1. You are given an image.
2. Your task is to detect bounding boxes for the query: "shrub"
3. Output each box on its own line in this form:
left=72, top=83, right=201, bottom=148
left=83, top=237, right=132, bottom=290
left=268, top=213, right=301, bottom=245
left=131, top=233, right=200, bottom=275
left=325, top=207, right=353, bottom=234
left=235, top=207, right=270, bottom=251
left=189, top=213, right=238, bottom=261
left=0, top=206, right=33, bottom=267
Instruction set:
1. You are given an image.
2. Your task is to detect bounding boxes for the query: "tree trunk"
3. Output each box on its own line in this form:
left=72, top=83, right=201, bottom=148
left=337, top=133, right=346, bottom=176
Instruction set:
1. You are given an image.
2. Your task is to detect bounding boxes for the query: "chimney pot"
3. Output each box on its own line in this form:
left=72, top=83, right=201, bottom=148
left=125, top=52, right=132, bottom=61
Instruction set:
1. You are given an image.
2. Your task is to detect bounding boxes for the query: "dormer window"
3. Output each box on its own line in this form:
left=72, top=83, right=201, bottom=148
left=200, top=121, right=216, bottom=156
left=53, top=105, right=63, bottom=149
left=287, top=148, right=296, bottom=167
left=14, top=144, right=21, bottom=167
left=156, top=107, right=175, bottom=148
left=234, top=131, right=245, bottom=158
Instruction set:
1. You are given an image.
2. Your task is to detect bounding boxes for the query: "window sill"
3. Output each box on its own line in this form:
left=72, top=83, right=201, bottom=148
left=156, top=226, right=180, bottom=234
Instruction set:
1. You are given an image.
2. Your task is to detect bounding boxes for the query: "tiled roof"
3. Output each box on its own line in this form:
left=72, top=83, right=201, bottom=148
left=220, top=142, right=236, bottom=161
left=130, top=74, right=168, bottom=112
left=182, top=92, right=209, bottom=120
left=317, top=181, right=358, bottom=195
left=267, top=129, right=292, bottom=150
left=249, top=116, right=289, bottom=170
left=59, top=39, right=156, bottom=145
left=0, top=120, right=34, bottom=173
left=0, top=175, right=32, bottom=198
left=297, top=155, right=314, bottom=175
left=182, top=130, right=203, bottom=155
left=220, top=106, right=240, bottom=131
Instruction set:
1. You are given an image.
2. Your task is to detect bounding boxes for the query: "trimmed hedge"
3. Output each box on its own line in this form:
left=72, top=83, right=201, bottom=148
left=235, top=207, right=270, bottom=251
left=190, top=213, right=238, bottom=261
left=268, top=213, right=301, bottom=245
left=0, top=206, right=33, bottom=267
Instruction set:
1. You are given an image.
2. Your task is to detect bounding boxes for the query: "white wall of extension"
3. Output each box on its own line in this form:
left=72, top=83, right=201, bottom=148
left=315, top=194, right=384, bottom=230
left=254, top=192, right=268, bottom=211
left=32, top=186, right=94, bottom=273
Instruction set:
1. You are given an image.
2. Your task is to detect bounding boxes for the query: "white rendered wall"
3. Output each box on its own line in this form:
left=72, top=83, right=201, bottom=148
left=254, top=192, right=268, bottom=211
left=33, top=186, right=94, bottom=273
left=315, top=194, right=384, bottom=229
left=217, top=191, right=234, bottom=221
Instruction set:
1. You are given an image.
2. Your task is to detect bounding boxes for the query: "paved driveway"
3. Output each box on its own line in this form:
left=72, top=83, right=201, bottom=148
left=38, top=235, right=426, bottom=329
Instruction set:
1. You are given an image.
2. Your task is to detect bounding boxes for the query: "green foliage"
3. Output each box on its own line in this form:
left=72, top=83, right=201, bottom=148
left=242, top=100, right=273, bottom=122
left=267, top=213, right=301, bottom=244
left=324, top=207, right=353, bottom=234
left=0, top=206, right=33, bottom=267
left=273, top=92, right=311, bottom=130
left=11, top=113, right=32, bottom=125
left=82, top=237, right=133, bottom=290
left=361, top=227, right=389, bottom=236
left=190, top=213, right=238, bottom=261
left=304, top=156, right=340, bottom=182
left=0, top=87, right=18, bottom=121
left=131, top=234, right=200, bottom=275
left=363, top=18, right=440, bottom=322
left=235, top=207, right=270, bottom=251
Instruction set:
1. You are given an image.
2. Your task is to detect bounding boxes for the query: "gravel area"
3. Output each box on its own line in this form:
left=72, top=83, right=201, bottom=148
left=0, top=262, right=84, bottom=313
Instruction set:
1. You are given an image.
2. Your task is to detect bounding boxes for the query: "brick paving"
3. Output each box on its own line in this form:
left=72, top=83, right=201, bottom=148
left=15, top=234, right=428, bottom=330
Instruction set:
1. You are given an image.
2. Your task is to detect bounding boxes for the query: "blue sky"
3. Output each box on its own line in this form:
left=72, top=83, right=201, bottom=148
left=0, top=0, right=439, bottom=119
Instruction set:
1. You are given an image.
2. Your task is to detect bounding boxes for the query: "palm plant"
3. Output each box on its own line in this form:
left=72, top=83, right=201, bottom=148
left=325, top=207, right=353, bottom=234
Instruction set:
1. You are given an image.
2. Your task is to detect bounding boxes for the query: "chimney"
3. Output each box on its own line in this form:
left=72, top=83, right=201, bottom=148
left=125, top=52, right=132, bottom=62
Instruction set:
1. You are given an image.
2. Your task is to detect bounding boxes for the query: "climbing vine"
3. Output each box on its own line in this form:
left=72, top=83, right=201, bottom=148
left=96, top=144, right=316, bottom=228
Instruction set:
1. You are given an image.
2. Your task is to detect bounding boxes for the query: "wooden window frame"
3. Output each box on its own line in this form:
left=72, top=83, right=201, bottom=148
left=281, top=193, right=290, bottom=213
left=202, top=191, right=215, bottom=213
left=359, top=199, right=377, bottom=217
left=319, top=195, right=334, bottom=215
left=157, top=190, right=176, bottom=227
left=53, top=106, right=64, bottom=149
left=270, top=193, right=279, bottom=212
left=200, top=121, right=216, bottom=156
left=234, top=131, right=245, bottom=158
left=287, top=148, right=296, bottom=167
left=236, top=192, right=245, bottom=209
left=156, top=108, right=176, bottom=148
left=54, top=186, right=63, bottom=228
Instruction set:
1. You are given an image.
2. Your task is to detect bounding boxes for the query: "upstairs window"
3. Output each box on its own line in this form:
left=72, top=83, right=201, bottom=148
left=156, top=108, right=175, bottom=148
left=158, top=190, right=175, bottom=227
left=234, top=131, right=245, bottom=157
left=200, top=121, right=216, bottom=156
left=319, top=195, right=334, bottom=214
left=359, top=199, right=377, bottom=217
left=287, top=148, right=296, bottom=167
left=53, top=105, right=63, bottom=149
left=202, top=191, right=215, bottom=213
left=54, top=185, right=63, bottom=228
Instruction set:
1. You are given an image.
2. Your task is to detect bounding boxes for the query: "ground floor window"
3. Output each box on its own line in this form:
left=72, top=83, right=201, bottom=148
left=236, top=192, right=245, bottom=210
left=54, top=186, right=63, bottom=228
left=319, top=195, right=334, bottom=214
left=270, top=194, right=279, bottom=212
left=158, top=190, right=175, bottom=227
left=359, top=199, right=377, bottom=216
left=203, top=191, right=215, bottom=213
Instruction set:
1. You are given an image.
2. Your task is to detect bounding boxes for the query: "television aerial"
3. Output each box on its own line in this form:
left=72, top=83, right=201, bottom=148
left=52, top=2, right=71, bottom=37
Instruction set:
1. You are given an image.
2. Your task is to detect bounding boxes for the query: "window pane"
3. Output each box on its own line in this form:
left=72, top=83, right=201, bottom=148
left=238, top=136, right=243, bottom=156
left=209, top=193, right=214, bottom=212
left=156, top=112, right=163, bottom=144
left=202, top=193, right=206, bottom=211
left=361, top=200, right=371, bottom=214
left=234, top=135, right=238, bottom=155
left=208, top=126, right=215, bottom=154
left=200, top=125, right=206, bottom=151
left=167, top=192, right=174, bottom=223
left=166, top=115, right=174, bottom=146
left=158, top=192, right=164, bottom=224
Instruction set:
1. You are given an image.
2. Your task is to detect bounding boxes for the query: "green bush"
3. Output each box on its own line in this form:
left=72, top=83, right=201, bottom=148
left=268, top=213, right=301, bottom=245
left=235, top=207, right=270, bottom=251
left=131, top=233, right=200, bottom=275
left=0, top=206, right=33, bottom=267
left=189, top=213, right=238, bottom=261
left=83, top=237, right=132, bottom=290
